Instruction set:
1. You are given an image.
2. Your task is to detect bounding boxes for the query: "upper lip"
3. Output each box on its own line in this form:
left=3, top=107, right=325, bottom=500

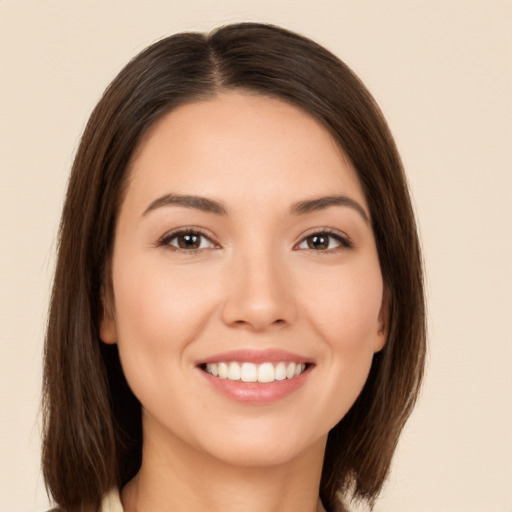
left=195, top=348, right=313, bottom=366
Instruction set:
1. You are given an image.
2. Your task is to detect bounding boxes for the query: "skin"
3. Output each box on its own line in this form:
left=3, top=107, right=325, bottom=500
left=101, top=92, right=387, bottom=512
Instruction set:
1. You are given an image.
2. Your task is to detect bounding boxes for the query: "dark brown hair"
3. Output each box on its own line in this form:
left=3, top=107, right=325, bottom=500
left=42, top=22, right=426, bottom=512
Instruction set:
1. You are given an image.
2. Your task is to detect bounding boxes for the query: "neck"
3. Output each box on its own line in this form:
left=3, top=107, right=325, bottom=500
left=122, top=416, right=327, bottom=512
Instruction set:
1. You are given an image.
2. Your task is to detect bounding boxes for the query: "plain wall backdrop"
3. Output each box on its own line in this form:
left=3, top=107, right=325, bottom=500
left=1, top=1, right=511, bottom=511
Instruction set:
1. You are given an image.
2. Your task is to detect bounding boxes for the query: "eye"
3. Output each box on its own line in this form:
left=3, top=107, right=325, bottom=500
left=160, top=229, right=218, bottom=251
left=296, top=230, right=352, bottom=251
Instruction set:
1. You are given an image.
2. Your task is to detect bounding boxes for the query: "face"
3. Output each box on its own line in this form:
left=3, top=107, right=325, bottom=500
left=101, top=92, right=386, bottom=469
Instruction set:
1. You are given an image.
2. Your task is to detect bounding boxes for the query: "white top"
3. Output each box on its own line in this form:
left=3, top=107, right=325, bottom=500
left=100, top=488, right=124, bottom=512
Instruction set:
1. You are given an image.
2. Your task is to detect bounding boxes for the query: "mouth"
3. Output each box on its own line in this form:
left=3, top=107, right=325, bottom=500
left=196, top=350, right=313, bottom=403
left=200, top=361, right=309, bottom=383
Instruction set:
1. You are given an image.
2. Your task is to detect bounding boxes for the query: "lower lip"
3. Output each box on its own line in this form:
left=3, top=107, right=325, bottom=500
left=199, top=367, right=311, bottom=404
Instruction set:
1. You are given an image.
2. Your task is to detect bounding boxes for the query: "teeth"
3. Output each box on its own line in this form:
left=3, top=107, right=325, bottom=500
left=258, top=362, right=274, bottom=383
left=204, top=362, right=306, bottom=383
left=241, top=362, right=257, bottom=382
left=218, top=362, right=228, bottom=379
left=275, top=362, right=287, bottom=381
left=228, top=362, right=241, bottom=380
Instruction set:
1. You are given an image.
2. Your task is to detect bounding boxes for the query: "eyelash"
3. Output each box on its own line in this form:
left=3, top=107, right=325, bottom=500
left=158, top=227, right=219, bottom=253
left=157, top=227, right=353, bottom=254
left=295, top=228, right=353, bottom=252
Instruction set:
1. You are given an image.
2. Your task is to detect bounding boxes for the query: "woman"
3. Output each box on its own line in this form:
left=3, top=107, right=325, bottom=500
left=42, top=22, right=426, bottom=512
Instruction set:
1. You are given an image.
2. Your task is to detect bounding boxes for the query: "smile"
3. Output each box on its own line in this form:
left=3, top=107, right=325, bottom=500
left=204, top=361, right=307, bottom=383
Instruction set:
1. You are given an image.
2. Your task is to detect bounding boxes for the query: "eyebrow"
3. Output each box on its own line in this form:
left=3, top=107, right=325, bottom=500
left=143, top=194, right=227, bottom=216
left=290, top=195, right=369, bottom=223
left=142, top=193, right=369, bottom=222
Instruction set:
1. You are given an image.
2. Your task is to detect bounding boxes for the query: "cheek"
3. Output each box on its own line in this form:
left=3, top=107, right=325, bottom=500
left=110, top=258, right=222, bottom=395
left=302, top=261, right=384, bottom=348
left=297, top=262, right=384, bottom=423
left=113, top=256, right=219, bottom=342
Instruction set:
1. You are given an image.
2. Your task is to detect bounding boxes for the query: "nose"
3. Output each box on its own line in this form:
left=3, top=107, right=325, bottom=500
left=220, top=248, right=296, bottom=332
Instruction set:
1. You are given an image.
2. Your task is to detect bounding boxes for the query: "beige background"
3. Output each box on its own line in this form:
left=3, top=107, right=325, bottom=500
left=1, top=1, right=511, bottom=511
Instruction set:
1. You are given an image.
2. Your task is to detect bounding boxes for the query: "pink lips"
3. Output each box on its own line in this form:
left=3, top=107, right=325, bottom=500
left=196, top=349, right=313, bottom=404
left=196, top=348, right=311, bottom=366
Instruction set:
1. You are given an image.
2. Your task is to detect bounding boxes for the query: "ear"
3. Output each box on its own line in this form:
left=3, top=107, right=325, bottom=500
left=374, top=288, right=389, bottom=353
left=99, top=288, right=118, bottom=344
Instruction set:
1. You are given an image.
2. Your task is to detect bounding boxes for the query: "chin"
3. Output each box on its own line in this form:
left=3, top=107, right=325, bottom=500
left=183, top=415, right=329, bottom=470
left=204, top=434, right=325, bottom=469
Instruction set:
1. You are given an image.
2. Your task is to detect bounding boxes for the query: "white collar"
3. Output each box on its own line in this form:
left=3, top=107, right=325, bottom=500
left=101, top=487, right=124, bottom=512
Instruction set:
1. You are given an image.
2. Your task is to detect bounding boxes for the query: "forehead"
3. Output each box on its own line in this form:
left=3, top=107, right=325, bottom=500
left=125, top=91, right=367, bottom=211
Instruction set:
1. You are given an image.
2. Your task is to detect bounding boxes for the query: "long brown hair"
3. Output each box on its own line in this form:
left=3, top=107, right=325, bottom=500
left=42, top=22, right=426, bottom=512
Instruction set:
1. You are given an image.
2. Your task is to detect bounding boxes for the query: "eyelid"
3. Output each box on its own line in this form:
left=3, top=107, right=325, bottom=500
left=294, top=227, right=353, bottom=251
left=157, top=226, right=220, bottom=251
left=156, top=226, right=352, bottom=253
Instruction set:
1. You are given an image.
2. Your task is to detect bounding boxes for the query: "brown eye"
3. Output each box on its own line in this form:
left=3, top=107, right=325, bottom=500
left=306, top=234, right=331, bottom=250
left=176, top=233, right=201, bottom=249
left=297, top=231, right=351, bottom=251
left=162, top=231, right=216, bottom=251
